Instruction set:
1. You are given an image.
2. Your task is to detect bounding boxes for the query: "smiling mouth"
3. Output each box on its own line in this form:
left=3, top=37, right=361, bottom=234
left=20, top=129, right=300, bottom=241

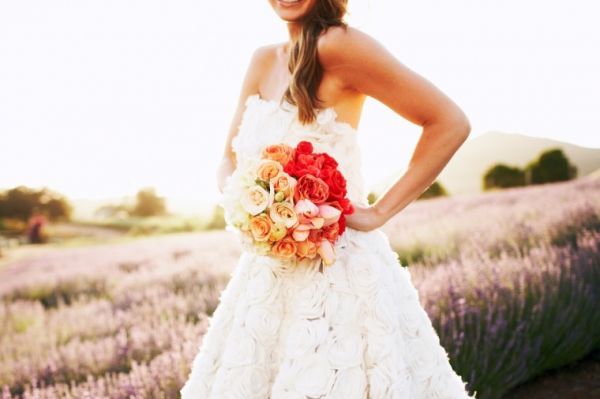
left=278, top=0, right=302, bottom=5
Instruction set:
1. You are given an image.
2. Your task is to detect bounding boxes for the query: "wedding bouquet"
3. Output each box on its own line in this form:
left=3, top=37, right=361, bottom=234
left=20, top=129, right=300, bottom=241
left=222, top=140, right=354, bottom=266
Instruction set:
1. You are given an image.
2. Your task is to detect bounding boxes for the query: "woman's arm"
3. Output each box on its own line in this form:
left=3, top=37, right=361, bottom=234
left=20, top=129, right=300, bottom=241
left=317, top=26, right=471, bottom=231
left=216, top=46, right=271, bottom=193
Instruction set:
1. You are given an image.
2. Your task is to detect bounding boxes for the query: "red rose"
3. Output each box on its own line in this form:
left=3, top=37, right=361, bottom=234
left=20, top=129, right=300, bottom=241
left=308, top=228, right=323, bottom=242
left=294, top=174, right=329, bottom=204
left=338, top=215, right=346, bottom=236
left=283, top=160, right=296, bottom=175
left=287, top=153, right=323, bottom=177
left=317, top=166, right=334, bottom=182
left=321, top=152, right=338, bottom=169
left=327, top=169, right=347, bottom=200
left=296, top=141, right=313, bottom=155
left=338, top=197, right=354, bottom=215
left=322, top=222, right=340, bottom=242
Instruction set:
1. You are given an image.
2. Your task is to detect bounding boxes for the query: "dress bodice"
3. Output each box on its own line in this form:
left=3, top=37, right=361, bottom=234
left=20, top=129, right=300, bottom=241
left=231, top=94, right=369, bottom=207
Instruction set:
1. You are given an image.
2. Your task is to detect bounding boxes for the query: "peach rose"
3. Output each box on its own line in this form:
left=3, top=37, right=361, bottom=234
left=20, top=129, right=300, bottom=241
left=291, top=223, right=312, bottom=241
left=271, top=236, right=297, bottom=259
left=261, top=143, right=295, bottom=166
left=295, top=199, right=319, bottom=218
left=317, top=239, right=336, bottom=266
left=273, top=172, right=297, bottom=197
left=249, top=214, right=272, bottom=242
left=269, top=202, right=298, bottom=228
left=296, top=239, right=318, bottom=259
left=318, top=204, right=342, bottom=226
left=256, top=159, right=283, bottom=182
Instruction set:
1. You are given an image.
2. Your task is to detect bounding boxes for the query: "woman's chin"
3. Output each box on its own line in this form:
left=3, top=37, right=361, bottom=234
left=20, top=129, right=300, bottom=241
left=272, top=0, right=314, bottom=22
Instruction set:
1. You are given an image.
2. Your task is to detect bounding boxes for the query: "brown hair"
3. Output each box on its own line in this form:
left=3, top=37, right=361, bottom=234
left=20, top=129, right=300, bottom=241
left=281, top=0, right=349, bottom=125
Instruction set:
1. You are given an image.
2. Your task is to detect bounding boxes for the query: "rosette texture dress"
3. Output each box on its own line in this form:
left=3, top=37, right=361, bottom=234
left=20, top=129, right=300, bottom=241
left=180, top=94, right=475, bottom=399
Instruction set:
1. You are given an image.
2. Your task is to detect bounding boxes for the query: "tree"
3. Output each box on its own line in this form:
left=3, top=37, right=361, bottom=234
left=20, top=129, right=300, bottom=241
left=130, top=188, right=167, bottom=217
left=367, top=192, right=378, bottom=205
left=483, top=164, right=526, bottom=190
left=205, top=205, right=226, bottom=230
left=0, top=185, right=72, bottom=222
left=525, top=148, right=577, bottom=185
left=418, top=180, right=448, bottom=200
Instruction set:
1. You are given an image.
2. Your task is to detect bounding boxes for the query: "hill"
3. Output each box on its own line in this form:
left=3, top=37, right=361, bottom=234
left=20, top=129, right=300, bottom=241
left=392, top=131, right=600, bottom=196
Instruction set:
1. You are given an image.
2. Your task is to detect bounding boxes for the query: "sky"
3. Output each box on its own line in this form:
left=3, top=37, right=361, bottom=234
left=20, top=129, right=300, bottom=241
left=1, top=0, right=599, bottom=215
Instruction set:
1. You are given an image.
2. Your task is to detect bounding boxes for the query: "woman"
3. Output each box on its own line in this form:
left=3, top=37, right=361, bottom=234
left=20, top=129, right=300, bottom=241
left=181, top=0, right=475, bottom=397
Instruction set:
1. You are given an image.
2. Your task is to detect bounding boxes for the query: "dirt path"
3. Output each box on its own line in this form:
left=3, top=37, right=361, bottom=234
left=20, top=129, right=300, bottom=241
left=504, top=352, right=600, bottom=399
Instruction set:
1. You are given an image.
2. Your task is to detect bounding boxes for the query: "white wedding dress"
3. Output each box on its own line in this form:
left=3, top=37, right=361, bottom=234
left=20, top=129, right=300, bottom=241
left=180, top=94, right=475, bottom=399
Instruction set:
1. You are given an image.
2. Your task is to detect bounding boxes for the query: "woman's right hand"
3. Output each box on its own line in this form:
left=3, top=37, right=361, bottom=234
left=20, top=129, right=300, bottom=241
left=217, top=157, right=236, bottom=194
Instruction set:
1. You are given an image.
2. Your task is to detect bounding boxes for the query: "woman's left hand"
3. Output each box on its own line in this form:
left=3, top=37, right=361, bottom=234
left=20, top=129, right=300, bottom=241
left=344, top=204, right=385, bottom=232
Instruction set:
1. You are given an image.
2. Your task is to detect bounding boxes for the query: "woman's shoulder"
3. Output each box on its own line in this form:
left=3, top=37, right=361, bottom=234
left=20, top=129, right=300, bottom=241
left=317, top=25, right=382, bottom=69
left=249, top=42, right=281, bottom=65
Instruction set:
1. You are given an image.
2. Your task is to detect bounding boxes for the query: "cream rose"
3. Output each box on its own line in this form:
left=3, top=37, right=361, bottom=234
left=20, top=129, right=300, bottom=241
left=244, top=264, right=278, bottom=304
left=365, top=332, right=397, bottom=366
left=325, top=328, right=364, bottom=369
left=240, top=185, right=270, bottom=215
left=347, top=253, right=379, bottom=298
left=292, top=352, right=336, bottom=398
left=294, top=275, right=328, bottom=319
left=283, top=318, right=328, bottom=358
left=245, top=304, right=281, bottom=341
left=327, top=291, right=363, bottom=327
left=269, top=221, right=287, bottom=241
left=270, top=202, right=298, bottom=228
left=222, top=329, right=257, bottom=367
left=234, top=366, right=270, bottom=399
left=371, top=288, right=400, bottom=333
left=329, top=366, right=367, bottom=398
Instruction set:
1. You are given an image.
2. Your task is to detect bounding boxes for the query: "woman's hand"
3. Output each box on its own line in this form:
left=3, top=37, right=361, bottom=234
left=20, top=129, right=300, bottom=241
left=344, top=204, right=385, bottom=232
left=217, top=157, right=236, bottom=194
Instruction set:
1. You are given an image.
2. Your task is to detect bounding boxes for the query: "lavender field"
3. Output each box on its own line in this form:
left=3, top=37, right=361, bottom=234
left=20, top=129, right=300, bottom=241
left=1, top=176, right=599, bottom=399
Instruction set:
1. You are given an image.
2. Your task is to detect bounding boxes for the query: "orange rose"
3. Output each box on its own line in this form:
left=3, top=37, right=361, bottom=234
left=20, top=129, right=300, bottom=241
left=256, top=159, right=283, bottom=182
left=249, top=214, right=272, bottom=242
left=296, top=239, right=318, bottom=259
left=294, top=174, right=329, bottom=204
left=262, top=143, right=295, bottom=166
left=271, top=236, right=297, bottom=259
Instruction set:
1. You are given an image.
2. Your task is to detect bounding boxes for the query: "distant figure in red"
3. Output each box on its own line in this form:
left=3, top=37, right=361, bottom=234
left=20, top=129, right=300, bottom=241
left=26, top=208, right=48, bottom=244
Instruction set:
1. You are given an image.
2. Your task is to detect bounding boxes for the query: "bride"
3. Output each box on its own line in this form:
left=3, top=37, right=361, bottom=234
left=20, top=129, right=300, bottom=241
left=181, top=0, right=475, bottom=398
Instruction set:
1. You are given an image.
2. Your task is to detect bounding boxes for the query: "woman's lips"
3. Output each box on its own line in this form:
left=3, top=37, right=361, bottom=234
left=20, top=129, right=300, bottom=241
left=278, top=0, right=302, bottom=6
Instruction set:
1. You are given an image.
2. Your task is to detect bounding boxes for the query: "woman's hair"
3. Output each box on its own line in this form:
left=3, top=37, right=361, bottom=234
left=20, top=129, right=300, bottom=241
left=281, top=0, right=349, bottom=125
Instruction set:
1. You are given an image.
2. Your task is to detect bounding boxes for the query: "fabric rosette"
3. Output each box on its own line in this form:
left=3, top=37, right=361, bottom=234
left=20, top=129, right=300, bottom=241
left=221, top=140, right=354, bottom=267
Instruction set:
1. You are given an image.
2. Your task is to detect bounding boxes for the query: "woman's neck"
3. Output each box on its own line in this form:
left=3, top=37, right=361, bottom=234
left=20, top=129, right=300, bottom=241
left=285, top=21, right=302, bottom=52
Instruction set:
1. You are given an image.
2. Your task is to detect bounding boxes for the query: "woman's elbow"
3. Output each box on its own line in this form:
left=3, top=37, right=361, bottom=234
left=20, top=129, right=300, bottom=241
left=449, top=110, right=471, bottom=141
